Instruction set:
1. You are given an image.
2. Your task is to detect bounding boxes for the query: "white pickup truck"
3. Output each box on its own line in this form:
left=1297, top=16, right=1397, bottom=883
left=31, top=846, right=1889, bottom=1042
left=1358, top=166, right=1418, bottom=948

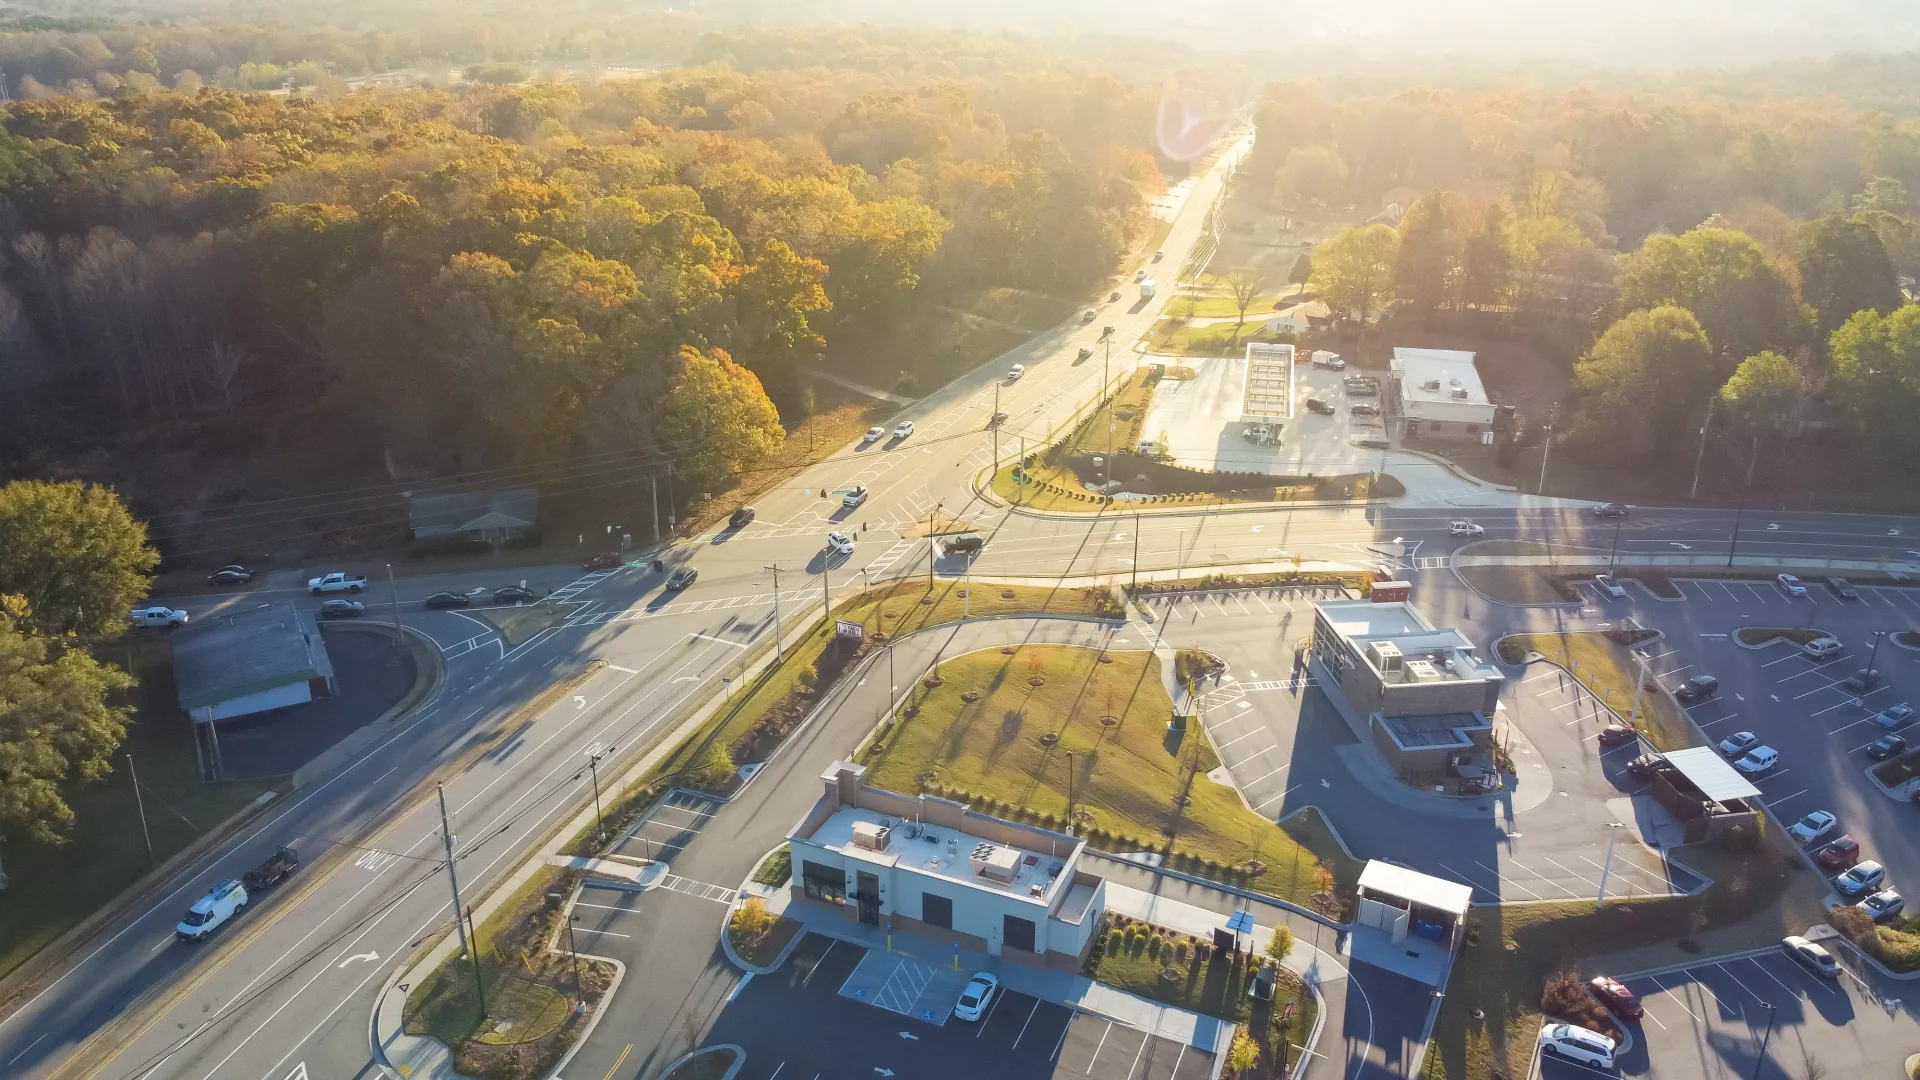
left=307, top=572, right=368, bottom=595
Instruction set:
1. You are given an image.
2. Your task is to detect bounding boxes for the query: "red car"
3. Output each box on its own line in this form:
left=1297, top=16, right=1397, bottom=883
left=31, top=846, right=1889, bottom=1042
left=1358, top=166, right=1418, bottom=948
left=1588, top=975, right=1644, bottom=1020
left=583, top=552, right=622, bottom=571
left=1597, top=723, right=1638, bottom=748
left=1815, top=836, right=1861, bottom=872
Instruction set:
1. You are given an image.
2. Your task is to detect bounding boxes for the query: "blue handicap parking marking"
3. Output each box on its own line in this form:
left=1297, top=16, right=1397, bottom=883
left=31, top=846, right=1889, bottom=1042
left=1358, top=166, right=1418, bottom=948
left=852, top=988, right=865, bottom=999
left=920, top=1009, right=934, bottom=1022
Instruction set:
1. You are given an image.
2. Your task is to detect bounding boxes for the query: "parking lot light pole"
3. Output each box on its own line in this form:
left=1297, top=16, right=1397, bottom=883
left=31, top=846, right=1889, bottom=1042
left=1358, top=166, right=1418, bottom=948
left=1727, top=494, right=1747, bottom=568
left=764, top=564, right=783, bottom=662
left=1749, top=1001, right=1776, bottom=1080
left=1865, top=631, right=1886, bottom=679
left=1594, top=821, right=1627, bottom=910
left=1628, top=650, right=1649, bottom=729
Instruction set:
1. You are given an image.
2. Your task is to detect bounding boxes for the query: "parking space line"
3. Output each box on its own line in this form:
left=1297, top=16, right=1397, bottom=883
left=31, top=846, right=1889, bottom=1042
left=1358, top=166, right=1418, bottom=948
left=1170, top=1041, right=1188, bottom=1078
left=1010, top=997, right=1040, bottom=1049
left=1793, top=681, right=1843, bottom=700
left=572, top=901, right=634, bottom=912
left=1051, top=1015, right=1072, bottom=1061
left=1244, top=763, right=1289, bottom=786
left=1739, top=956, right=1800, bottom=999
left=572, top=926, right=630, bottom=937
left=1084, top=1021, right=1114, bottom=1073
left=1126, top=1029, right=1150, bottom=1080
left=1474, top=859, right=1546, bottom=900
left=974, top=988, right=1007, bottom=1037
left=1644, top=974, right=1702, bottom=1022
left=1217, top=728, right=1267, bottom=749
left=1713, top=962, right=1771, bottom=1007
left=803, top=940, right=836, bottom=988
left=1540, top=856, right=1603, bottom=892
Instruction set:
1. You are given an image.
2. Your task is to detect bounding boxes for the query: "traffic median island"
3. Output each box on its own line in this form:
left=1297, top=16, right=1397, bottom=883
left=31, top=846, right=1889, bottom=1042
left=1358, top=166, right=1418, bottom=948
left=856, top=643, right=1356, bottom=909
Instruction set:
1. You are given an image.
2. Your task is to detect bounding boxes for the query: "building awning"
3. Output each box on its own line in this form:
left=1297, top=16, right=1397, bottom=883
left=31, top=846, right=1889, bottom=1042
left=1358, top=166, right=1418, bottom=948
left=1357, top=860, right=1472, bottom=917
left=1660, top=746, right=1762, bottom=803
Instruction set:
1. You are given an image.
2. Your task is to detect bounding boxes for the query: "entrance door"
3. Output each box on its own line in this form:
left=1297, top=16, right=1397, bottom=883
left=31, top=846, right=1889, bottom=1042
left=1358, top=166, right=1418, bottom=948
left=856, top=872, right=881, bottom=926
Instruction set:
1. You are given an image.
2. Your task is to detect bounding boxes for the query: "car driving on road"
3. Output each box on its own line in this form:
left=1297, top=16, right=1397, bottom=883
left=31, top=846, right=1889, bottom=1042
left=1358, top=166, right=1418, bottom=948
left=1591, top=502, right=1629, bottom=518
left=826, top=531, right=855, bottom=555
left=861, top=427, right=885, bottom=445
left=664, top=567, right=698, bottom=590
left=206, top=566, right=254, bottom=585
left=893, top=420, right=915, bottom=439
left=494, top=585, right=536, bottom=603
left=842, top=485, right=869, bottom=509
left=1448, top=520, right=1484, bottom=537
left=320, top=599, right=364, bottom=618
left=424, top=591, right=470, bottom=608
left=584, top=552, right=622, bottom=571
left=130, top=606, right=189, bottom=629
left=1006, top=364, right=1024, bottom=381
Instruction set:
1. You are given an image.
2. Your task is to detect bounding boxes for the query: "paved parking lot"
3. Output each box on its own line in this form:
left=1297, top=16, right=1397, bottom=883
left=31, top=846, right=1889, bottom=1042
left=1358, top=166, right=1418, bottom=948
left=703, top=932, right=1215, bottom=1080
left=1138, top=354, right=1380, bottom=475
left=1139, top=589, right=1686, bottom=906
left=1538, top=944, right=1919, bottom=1079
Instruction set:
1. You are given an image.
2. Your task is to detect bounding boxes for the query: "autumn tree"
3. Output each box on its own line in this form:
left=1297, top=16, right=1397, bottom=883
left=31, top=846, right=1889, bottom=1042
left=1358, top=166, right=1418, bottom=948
left=1795, top=215, right=1902, bottom=338
left=1572, top=306, right=1718, bottom=456
left=0, top=595, right=135, bottom=889
left=1310, top=224, right=1399, bottom=325
left=657, top=346, right=786, bottom=491
left=1616, top=226, right=1802, bottom=366
left=1394, top=190, right=1465, bottom=310
left=0, top=481, right=158, bottom=640
left=1461, top=204, right=1514, bottom=309
left=1287, top=253, right=1312, bottom=299
left=1276, top=145, right=1347, bottom=205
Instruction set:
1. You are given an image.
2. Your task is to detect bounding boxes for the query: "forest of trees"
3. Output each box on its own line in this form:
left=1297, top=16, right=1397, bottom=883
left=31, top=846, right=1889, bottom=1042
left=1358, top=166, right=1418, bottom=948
left=0, top=35, right=1167, bottom=555
left=1255, top=84, right=1920, bottom=479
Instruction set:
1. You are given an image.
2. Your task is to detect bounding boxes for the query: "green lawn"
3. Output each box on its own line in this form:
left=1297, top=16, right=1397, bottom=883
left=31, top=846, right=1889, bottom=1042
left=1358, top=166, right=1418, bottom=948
left=862, top=645, right=1352, bottom=906
left=1496, top=632, right=1696, bottom=754
left=1734, top=627, right=1827, bottom=646
left=1163, top=291, right=1295, bottom=320
left=0, top=640, right=273, bottom=982
left=751, top=847, right=792, bottom=887
left=1146, top=319, right=1288, bottom=356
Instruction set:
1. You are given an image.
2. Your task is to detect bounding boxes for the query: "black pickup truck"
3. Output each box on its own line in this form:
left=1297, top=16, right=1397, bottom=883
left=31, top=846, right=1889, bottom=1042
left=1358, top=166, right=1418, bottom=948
left=242, top=845, right=300, bottom=891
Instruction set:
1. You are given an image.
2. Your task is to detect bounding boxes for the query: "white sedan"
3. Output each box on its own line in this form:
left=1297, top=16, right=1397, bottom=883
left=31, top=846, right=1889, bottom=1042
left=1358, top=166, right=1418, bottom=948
left=952, top=972, right=1000, bottom=1021
left=1787, top=810, right=1837, bottom=845
left=860, top=427, right=885, bottom=444
left=826, top=531, right=856, bottom=555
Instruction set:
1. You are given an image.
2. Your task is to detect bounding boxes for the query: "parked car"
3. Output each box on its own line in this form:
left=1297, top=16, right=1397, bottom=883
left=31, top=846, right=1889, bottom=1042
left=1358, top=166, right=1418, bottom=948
left=1788, top=810, right=1838, bottom=844
left=1593, top=574, right=1627, bottom=600
left=424, top=591, right=470, bottom=608
left=176, top=879, right=247, bottom=942
left=1874, top=704, right=1914, bottom=730
left=1733, top=746, right=1779, bottom=776
left=1782, top=935, right=1840, bottom=978
left=1350, top=402, right=1381, bottom=417
left=1076, top=345, right=1093, bottom=361
left=1344, top=377, right=1379, bottom=395
left=1834, top=860, right=1886, bottom=898
left=1006, top=364, right=1025, bottom=381
left=1827, top=576, right=1859, bottom=600
left=1859, top=888, right=1905, bottom=924
left=1718, top=731, right=1759, bottom=757
left=861, top=427, right=885, bottom=445
left=893, top=420, right=915, bottom=439
left=1305, top=398, right=1334, bottom=415
left=1591, top=502, right=1629, bottom=519
left=1867, top=734, right=1908, bottom=760
left=1815, top=836, right=1861, bottom=872
left=583, top=552, right=622, bottom=571
left=943, top=535, right=985, bottom=556
left=1675, top=674, right=1719, bottom=702
left=130, top=606, right=189, bottom=629
left=1587, top=975, right=1644, bottom=1021
left=307, top=572, right=367, bottom=594
left=206, top=567, right=253, bottom=586
left=1082, top=308, right=1097, bottom=322
left=826, top=531, right=856, bottom=555
left=1152, top=249, right=1165, bottom=261
left=1842, top=669, right=1882, bottom=693
left=664, top=567, right=698, bottom=590
left=842, top=485, right=869, bottom=509
left=1597, top=723, right=1638, bottom=748
left=953, top=971, right=1000, bottom=1021
left=1776, top=573, right=1808, bottom=597
left=1537, top=1023, right=1615, bottom=1069
left=730, top=506, right=756, bottom=528
left=1626, top=752, right=1664, bottom=779
left=320, top=599, right=365, bottom=618
left=1448, top=520, right=1485, bottom=537
left=1802, top=637, right=1843, bottom=660
left=494, top=585, right=536, bottom=604
left=242, top=845, right=300, bottom=891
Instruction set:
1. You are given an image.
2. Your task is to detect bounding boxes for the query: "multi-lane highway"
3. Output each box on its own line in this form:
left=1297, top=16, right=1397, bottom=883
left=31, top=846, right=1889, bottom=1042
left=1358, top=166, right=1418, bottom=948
left=5, top=115, right=1920, bottom=1080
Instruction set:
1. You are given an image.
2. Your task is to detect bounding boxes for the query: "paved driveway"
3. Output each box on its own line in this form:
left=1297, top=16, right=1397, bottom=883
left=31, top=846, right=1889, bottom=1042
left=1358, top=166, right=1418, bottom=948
left=1537, top=944, right=1918, bottom=1079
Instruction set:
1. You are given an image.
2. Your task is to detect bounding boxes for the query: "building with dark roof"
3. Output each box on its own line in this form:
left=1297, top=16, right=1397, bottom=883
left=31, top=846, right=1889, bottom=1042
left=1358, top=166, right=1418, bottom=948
left=174, top=602, right=335, bottom=723
left=406, top=489, right=539, bottom=545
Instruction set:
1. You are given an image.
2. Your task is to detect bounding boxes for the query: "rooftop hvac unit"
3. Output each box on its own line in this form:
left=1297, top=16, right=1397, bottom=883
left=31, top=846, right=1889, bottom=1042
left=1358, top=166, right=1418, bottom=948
left=1405, top=659, right=1443, bottom=684
left=971, top=843, right=1022, bottom=883
left=851, top=821, right=893, bottom=851
left=1030, top=883, right=1046, bottom=897
left=1368, top=640, right=1404, bottom=672
left=1449, top=387, right=1471, bottom=399
left=1421, top=379, right=1442, bottom=391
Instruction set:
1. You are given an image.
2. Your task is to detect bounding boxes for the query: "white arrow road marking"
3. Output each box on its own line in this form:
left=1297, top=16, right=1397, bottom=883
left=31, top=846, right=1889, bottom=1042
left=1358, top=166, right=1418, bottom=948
left=874, top=1071, right=895, bottom=1077
left=898, top=1032, right=920, bottom=1040
left=1669, top=542, right=1692, bottom=550
left=336, top=951, right=378, bottom=968
left=1891, top=529, right=1902, bottom=536
left=283, top=1065, right=309, bottom=1080
left=1250, top=525, right=1263, bottom=532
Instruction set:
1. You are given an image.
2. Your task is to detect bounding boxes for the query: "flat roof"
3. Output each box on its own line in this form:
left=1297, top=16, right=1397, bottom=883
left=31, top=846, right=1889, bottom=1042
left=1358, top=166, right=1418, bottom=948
left=810, top=807, right=1069, bottom=904
left=1358, top=859, right=1473, bottom=916
left=1319, top=599, right=1435, bottom=640
left=1661, top=746, right=1763, bottom=803
left=1240, top=342, right=1295, bottom=420
left=1380, top=712, right=1491, bottom=750
left=173, top=602, right=333, bottom=713
left=1391, top=348, right=1490, bottom=408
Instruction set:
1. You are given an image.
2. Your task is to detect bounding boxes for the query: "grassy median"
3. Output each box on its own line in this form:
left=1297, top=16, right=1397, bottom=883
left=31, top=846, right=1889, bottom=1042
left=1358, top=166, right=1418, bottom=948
left=861, top=644, right=1355, bottom=907
left=1496, top=631, right=1692, bottom=753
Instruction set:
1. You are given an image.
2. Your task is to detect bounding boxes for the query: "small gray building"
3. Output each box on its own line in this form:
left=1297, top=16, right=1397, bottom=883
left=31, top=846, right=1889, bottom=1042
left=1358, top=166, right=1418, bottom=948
left=407, top=489, right=539, bottom=546
left=1307, top=597, right=1504, bottom=784
left=173, top=602, right=335, bottom=779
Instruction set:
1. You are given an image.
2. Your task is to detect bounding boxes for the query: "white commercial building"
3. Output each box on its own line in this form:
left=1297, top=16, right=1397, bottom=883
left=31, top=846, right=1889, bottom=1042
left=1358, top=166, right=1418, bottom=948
left=787, top=762, right=1107, bottom=970
left=1389, top=347, right=1495, bottom=442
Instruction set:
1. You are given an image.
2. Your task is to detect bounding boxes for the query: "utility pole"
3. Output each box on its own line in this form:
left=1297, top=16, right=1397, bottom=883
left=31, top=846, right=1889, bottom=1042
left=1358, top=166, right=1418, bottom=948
left=437, top=784, right=486, bottom=1019
left=1689, top=396, right=1717, bottom=499
left=1065, top=749, right=1076, bottom=833
left=1017, top=436, right=1026, bottom=504
left=1536, top=400, right=1557, bottom=496
left=128, top=753, right=155, bottom=869
left=386, top=563, right=402, bottom=638
left=564, top=913, right=584, bottom=1009
left=1594, top=821, right=1627, bottom=909
left=763, top=564, right=783, bottom=662
left=1727, top=494, right=1747, bottom=568
left=584, top=746, right=613, bottom=843
left=822, top=563, right=832, bottom=620
left=993, top=382, right=1000, bottom=474
left=650, top=475, right=660, bottom=543
left=1132, top=511, right=1141, bottom=588
left=1608, top=517, right=1623, bottom=574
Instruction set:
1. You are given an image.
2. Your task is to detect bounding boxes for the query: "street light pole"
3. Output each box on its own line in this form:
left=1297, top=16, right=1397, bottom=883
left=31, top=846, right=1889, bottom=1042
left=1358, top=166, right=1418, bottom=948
left=387, top=563, right=402, bottom=638
left=436, top=783, right=486, bottom=1019
left=1609, top=517, right=1623, bottom=574
left=1537, top=400, right=1557, bottom=495
left=1748, top=1001, right=1776, bottom=1080
left=1133, top=510, right=1141, bottom=589
left=764, top=564, right=783, bottom=662
left=1727, top=494, right=1747, bottom=569
left=1689, top=396, right=1716, bottom=499
left=822, top=562, right=832, bottom=620
left=127, top=752, right=155, bottom=869
left=1865, top=631, right=1885, bottom=678
left=1594, top=821, right=1627, bottom=909
left=1066, top=749, right=1076, bottom=833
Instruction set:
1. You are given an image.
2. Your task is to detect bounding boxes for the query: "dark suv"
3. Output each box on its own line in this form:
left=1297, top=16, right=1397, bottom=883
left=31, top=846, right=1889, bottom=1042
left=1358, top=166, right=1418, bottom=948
left=1674, top=674, right=1719, bottom=702
left=730, top=506, right=756, bottom=528
left=943, top=535, right=985, bottom=556
left=1592, top=503, right=1629, bottom=519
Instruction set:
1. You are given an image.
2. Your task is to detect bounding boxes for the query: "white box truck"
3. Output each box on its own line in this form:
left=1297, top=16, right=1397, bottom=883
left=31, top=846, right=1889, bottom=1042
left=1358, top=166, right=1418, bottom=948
left=1139, top=279, right=1156, bottom=300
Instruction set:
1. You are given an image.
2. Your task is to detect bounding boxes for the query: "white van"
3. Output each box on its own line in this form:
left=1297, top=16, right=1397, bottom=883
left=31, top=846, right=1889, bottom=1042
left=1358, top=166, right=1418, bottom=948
left=176, top=878, right=248, bottom=942
left=1538, top=1023, right=1615, bottom=1069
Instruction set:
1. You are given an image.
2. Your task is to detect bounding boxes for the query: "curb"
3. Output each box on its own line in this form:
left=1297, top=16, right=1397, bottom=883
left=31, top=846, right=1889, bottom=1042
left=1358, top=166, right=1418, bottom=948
left=295, top=622, right=445, bottom=787
left=657, top=1044, right=746, bottom=1080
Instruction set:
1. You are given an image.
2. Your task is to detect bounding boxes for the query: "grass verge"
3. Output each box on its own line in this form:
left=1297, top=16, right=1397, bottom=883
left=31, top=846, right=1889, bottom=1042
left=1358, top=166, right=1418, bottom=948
left=1735, top=627, right=1828, bottom=646
left=1087, top=914, right=1315, bottom=1075
left=861, top=644, right=1355, bottom=909
left=1495, top=632, right=1694, bottom=753
left=1146, top=318, right=1290, bottom=356
left=0, top=639, right=274, bottom=982
left=751, top=848, right=792, bottom=887
left=1422, top=827, right=1826, bottom=1080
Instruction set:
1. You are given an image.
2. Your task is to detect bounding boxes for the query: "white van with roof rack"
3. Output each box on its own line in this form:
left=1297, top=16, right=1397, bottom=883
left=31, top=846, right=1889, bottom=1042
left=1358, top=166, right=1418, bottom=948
left=176, top=878, right=248, bottom=942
